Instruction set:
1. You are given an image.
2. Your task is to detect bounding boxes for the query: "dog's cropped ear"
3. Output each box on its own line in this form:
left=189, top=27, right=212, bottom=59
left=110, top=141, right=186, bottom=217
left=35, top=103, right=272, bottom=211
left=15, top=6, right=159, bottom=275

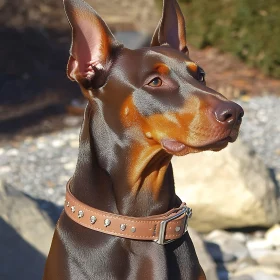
left=63, top=0, right=121, bottom=88
left=151, top=0, right=188, bottom=54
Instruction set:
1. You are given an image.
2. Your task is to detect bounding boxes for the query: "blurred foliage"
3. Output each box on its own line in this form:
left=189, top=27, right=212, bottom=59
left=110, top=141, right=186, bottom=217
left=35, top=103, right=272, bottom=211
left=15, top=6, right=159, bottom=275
left=177, top=0, right=280, bottom=78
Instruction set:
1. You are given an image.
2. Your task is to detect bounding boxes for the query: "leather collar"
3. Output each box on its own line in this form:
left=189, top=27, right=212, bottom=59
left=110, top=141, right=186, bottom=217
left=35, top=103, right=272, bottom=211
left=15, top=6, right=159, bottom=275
left=64, top=180, right=192, bottom=245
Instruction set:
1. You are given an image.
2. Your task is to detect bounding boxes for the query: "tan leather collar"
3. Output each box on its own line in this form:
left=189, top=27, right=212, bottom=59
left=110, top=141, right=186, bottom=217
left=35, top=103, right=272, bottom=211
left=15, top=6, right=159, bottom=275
left=64, top=180, right=192, bottom=245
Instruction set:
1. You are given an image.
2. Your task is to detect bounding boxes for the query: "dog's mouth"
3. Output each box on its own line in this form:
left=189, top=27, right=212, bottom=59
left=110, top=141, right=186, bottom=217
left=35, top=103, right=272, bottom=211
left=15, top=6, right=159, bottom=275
left=161, top=134, right=237, bottom=155
left=196, top=136, right=232, bottom=151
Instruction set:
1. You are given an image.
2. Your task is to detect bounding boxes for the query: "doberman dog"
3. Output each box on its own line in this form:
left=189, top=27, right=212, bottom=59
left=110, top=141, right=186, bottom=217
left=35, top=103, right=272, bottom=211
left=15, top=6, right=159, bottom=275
left=44, top=0, right=243, bottom=279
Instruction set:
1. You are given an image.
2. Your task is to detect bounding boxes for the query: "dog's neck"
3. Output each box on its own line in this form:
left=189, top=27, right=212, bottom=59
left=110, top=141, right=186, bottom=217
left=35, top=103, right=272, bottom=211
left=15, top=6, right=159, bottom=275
left=71, top=103, right=179, bottom=217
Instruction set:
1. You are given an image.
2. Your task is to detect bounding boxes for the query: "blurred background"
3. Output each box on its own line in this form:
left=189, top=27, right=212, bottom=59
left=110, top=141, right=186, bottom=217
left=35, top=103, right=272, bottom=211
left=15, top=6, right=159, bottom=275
left=0, top=0, right=279, bottom=279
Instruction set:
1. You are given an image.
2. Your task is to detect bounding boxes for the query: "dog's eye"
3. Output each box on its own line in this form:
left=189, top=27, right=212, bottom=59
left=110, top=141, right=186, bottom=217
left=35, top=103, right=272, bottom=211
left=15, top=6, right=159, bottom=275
left=148, top=77, right=162, bottom=87
left=198, top=67, right=206, bottom=83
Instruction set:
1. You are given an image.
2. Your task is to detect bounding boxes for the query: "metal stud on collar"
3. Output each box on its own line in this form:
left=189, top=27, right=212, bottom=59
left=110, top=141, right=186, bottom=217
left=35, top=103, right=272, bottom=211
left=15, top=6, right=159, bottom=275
left=104, top=219, right=111, bottom=227
left=175, top=226, right=181, bottom=232
left=90, top=216, right=97, bottom=224
left=120, top=224, right=126, bottom=231
left=78, top=210, right=84, bottom=218
left=71, top=206, right=75, bottom=213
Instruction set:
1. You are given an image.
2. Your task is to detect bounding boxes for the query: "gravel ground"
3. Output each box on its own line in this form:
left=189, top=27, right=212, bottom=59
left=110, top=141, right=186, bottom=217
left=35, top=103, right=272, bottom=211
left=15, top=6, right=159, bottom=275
left=237, top=95, right=280, bottom=181
left=0, top=128, right=80, bottom=207
left=0, top=95, right=280, bottom=209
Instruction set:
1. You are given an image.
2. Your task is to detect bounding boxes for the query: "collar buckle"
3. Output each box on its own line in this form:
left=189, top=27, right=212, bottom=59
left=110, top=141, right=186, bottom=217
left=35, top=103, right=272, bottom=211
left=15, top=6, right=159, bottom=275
left=155, top=206, right=192, bottom=245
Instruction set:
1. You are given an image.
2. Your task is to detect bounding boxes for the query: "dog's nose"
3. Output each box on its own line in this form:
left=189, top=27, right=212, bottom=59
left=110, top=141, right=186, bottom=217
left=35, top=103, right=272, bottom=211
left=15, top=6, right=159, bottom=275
left=214, top=102, right=244, bottom=125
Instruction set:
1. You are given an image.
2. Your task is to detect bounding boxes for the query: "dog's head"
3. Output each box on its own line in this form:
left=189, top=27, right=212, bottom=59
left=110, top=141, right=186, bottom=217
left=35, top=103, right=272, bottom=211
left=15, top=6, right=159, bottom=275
left=63, top=0, right=243, bottom=156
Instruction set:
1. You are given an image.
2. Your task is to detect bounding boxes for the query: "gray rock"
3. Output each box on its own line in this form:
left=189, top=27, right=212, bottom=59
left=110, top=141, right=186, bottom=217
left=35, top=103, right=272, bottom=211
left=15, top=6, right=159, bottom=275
left=188, top=228, right=219, bottom=280
left=0, top=180, right=54, bottom=255
left=0, top=180, right=54, bottom=279
left=233, top=265, right=280, bottom=279
left=253, top=230, right=266, bottom=239
left=249, top=249, right=280, bottom=267
left=265, top=224, right=280, bottom=247
left=249, top=272, right=280, bottom=280
left=225, top=257, right=257, bottom=273
left=247, top=239, right=273, bottom=251
left=205, top=230, right=250, bottom=261
left=232, top=232, right=247, bottom=244
left=230, top=276, right=254, bottom=280
left=206, top=241, right=237, bottom=263
left=173, top=139, right=280, bottom=232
